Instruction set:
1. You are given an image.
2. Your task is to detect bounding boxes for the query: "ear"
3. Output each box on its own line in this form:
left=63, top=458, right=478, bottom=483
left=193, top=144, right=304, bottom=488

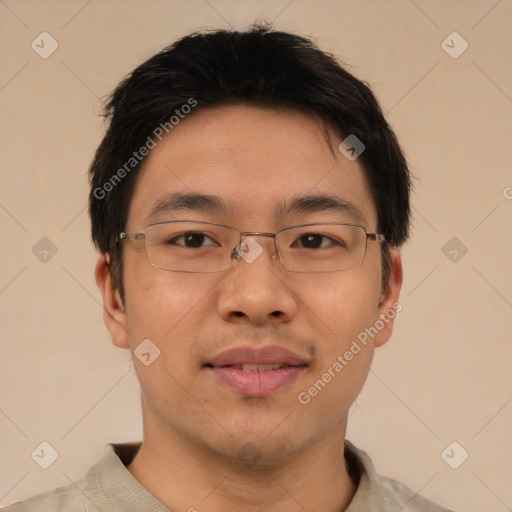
left=95, top=254, right=130, bottom=349
left=373, top=247, right=403, bottom=348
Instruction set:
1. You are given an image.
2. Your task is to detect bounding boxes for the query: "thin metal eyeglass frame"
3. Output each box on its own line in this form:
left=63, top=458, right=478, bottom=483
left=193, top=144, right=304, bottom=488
left=117, top=220, right=386, bottom=273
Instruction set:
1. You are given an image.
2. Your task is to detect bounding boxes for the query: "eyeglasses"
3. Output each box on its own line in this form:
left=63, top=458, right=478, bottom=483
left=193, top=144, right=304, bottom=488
left=117, top=220, right=385, bottom=273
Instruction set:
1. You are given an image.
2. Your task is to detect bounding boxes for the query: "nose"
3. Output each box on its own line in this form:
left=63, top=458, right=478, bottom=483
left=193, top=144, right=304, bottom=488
left=217, top=235, right=298, bottom=326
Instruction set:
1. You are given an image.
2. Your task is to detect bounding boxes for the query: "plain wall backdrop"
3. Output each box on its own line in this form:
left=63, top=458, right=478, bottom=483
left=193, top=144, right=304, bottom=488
left=0, top=1, right=511, bottom=510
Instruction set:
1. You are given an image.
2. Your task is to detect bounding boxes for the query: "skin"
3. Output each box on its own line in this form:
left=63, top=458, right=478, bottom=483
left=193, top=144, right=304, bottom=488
left=95, top=104, right=403, bottom=512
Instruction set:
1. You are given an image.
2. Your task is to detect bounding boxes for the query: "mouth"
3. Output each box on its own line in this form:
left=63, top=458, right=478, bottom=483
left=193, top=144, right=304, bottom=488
left=205, top=346, right=309, bottom=396
left=218, top=363, right=301, bottom=371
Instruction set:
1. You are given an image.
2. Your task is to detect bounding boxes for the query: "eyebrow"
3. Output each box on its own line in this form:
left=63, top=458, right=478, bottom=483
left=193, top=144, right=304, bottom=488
left=146, top=192, right=233, bottom=221
left=146, top=191, right=367, bottom=224
left=276, top=194, right=367, bottom=224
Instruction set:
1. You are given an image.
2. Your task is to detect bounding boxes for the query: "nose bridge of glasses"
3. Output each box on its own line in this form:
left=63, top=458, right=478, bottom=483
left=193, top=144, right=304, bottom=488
left=240, top=231, right=276, bottom=241
left=231, top=231, right=278, bottom=261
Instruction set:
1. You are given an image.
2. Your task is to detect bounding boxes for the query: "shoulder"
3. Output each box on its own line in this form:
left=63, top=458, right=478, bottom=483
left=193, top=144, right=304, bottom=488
left=1, top=443, right=143, bottom=512
left=375, top=474, right=454, bottom=511
left=1, top=449, right=107, bottom=512
left=1, top=482, right=85, bottom=512
left=345, top=440, right=454, bottom=512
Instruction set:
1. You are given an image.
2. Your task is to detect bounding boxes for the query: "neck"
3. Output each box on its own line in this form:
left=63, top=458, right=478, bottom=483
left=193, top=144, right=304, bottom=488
left=127, top=408, right=357, bottom=511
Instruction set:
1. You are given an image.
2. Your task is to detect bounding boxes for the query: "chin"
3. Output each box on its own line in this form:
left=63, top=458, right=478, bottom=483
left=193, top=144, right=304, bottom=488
left=203, top=421, right=313, bottom=469
left=221, top=438, right=300, bottom=468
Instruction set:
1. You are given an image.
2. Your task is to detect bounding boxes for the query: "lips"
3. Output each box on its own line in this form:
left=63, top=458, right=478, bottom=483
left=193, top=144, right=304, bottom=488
left=205, top=346, right=308, bottom=396
left=229, top=363, right=289, bottom=371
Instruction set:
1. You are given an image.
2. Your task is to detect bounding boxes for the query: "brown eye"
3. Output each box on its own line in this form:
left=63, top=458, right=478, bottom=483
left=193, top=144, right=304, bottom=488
left=296, top=233, right=337, bottom=249
left=169, top=232, right=216, bottom=248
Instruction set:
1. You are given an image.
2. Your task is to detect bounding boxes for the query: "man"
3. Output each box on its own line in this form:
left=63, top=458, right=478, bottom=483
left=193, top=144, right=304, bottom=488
left=3, top=25, right=452, bottom=511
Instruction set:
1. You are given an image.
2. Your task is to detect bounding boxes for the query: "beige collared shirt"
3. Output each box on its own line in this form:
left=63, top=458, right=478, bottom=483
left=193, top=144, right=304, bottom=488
left=1, top=441, right=453, bottom=511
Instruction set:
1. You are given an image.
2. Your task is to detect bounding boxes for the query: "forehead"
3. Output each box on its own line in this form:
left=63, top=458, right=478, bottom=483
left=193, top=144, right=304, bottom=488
left=126, top=105, right=377, bottom=229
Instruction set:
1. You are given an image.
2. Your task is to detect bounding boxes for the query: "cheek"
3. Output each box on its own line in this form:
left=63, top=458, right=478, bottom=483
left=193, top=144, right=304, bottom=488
left=294, top=271, right=380, bottom=420
left=123, top=272, right=216, bottom=414
left=123, top=267, right=224, bottom=378
left=123, top=274, right=189, bottom=388
left=124, top=260, right=212, bottom=339
left=299, top=268, right=381, bottom=352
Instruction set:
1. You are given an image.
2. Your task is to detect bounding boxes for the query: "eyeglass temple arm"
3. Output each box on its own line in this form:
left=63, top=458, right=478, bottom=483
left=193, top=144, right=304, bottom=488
left=118, top=232, right=146, bottom=242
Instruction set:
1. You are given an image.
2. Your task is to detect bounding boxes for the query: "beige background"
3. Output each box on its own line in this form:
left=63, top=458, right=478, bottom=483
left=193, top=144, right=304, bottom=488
left=1, top=1, right=511, bottom=510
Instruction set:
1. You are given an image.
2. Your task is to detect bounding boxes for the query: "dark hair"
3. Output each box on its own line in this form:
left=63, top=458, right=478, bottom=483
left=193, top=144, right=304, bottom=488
left=89, top=24, right=411, bottom=302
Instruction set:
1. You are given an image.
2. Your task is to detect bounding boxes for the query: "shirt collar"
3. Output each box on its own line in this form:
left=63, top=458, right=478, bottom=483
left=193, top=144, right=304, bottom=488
left=94, top=442, right=170, bottom=511
left=94, top=440, right=383, bottom=511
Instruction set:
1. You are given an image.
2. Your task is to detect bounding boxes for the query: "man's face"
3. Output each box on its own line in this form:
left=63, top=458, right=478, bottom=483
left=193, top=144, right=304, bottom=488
left=99, top=105, right=401, bottom=465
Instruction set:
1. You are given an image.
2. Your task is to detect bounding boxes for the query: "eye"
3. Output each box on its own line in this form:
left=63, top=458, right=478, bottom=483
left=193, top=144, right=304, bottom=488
left=169, top=232, right=217, bottom=248
left=295, top=233, right=338, bottom=249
